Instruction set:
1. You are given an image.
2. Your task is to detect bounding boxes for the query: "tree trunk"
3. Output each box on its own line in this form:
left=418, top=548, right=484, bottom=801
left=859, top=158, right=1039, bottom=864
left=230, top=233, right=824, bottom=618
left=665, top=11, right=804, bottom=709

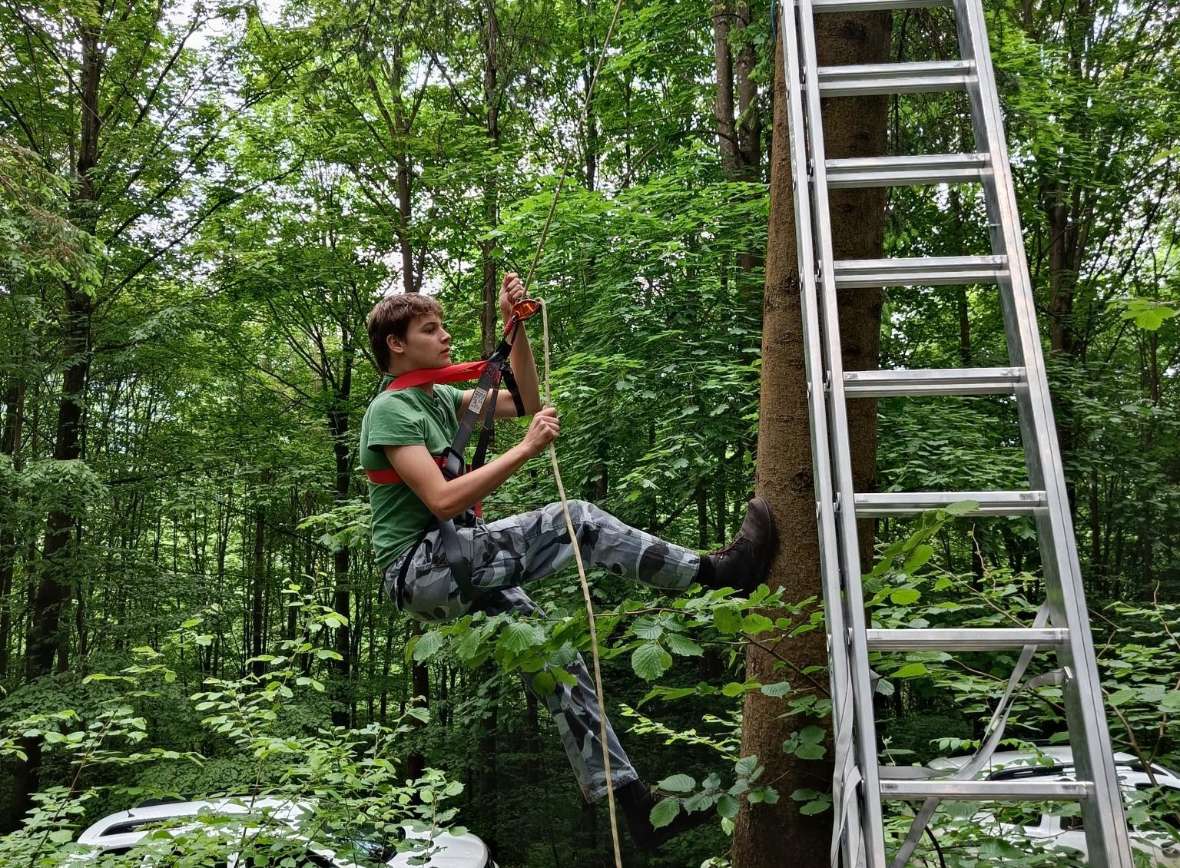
left=734, top=0, right=762, bottom=177
left=0, top=379, right=25, bottom=679
left=406, top=621, right=431, bottom=780
left=480, top=0, right=501, bottom=357
left=397, top=156, right=417, bottom=293
left=329, top=361, right=354, bottom=726
left=13, top=19, right=104, bottom=829
left=713, top=1, right=738, bottom=175
left=251, top=494, right=266, bottom=679
left=732, top=13, right=888, bottom=865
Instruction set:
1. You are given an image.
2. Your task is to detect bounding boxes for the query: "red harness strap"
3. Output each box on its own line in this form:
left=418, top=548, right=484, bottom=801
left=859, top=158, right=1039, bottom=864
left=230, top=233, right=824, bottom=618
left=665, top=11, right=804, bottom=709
left=365, top=455, right=446, bottom=485
left=389, top=360, right=488, bottom=391
left=366, top=456, right=484, bottom=518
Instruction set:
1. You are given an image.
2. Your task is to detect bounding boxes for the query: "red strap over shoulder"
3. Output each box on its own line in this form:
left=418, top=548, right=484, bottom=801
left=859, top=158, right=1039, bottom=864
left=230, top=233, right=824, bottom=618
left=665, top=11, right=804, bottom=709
left=388, top=360, right=489, bottom=391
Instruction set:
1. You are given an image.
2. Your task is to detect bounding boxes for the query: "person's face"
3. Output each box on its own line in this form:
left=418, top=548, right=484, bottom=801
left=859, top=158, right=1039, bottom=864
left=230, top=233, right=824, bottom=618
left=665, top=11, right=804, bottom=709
left=388, top=313, right=452, bottom=370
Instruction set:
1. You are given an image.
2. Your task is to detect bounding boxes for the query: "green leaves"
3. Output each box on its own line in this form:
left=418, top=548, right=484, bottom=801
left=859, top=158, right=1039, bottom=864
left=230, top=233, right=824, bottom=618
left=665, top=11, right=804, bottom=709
left=410, top=630, right=445, bottom=663
left=1116, top=298, right=1179, bottom=331
left=889, top=587, right=921, bottom=606
left=657, top=773, right=696, bottom=793
left=649, top=797, right=681, bottom=829
left=713, top=604, right=743, bottom=634
left=498, top=620, right=546, bottom=655
left=664, top=632, right=704, bottom=657
left=892, top=662, right=928, bottom=679
left=784, top=726, right=827, bottom=761
left=631, top=642, right=673, bottom=681
left=791, top=788, right=832, bottom=816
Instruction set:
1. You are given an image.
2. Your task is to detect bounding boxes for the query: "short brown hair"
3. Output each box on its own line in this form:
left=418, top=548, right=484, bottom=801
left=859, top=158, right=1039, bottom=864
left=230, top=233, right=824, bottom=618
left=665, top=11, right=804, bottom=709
left=367, top=293, right=444, bottom=372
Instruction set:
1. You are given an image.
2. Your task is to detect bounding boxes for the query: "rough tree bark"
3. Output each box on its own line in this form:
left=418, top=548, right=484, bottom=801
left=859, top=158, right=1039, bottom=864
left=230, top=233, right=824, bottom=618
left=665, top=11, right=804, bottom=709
left=713, top=1, right=739, bottom=176
left=328, top=338, right=355, bottom=726
left=251, top=494, right=266, bottom=679
left=732, top=13, right=889, bottom=866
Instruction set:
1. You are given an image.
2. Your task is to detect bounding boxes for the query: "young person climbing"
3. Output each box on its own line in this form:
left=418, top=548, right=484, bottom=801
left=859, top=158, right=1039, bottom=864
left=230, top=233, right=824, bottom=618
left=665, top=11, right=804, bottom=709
left=360, top=275, right=778, bottom=852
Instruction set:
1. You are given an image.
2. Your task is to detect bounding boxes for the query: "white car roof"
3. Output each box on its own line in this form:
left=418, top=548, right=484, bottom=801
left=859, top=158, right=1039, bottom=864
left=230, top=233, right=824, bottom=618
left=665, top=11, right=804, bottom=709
left=77, top=797, right=308, bottom=851
left=926, top=747, right=1180, bottom=788
left=76, top=798, right=490, bottom=867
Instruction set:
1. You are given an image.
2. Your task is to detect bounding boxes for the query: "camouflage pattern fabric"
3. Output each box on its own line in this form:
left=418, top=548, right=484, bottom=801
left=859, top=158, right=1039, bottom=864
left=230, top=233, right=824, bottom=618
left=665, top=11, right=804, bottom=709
left=382, top=499, right=702, bottom=802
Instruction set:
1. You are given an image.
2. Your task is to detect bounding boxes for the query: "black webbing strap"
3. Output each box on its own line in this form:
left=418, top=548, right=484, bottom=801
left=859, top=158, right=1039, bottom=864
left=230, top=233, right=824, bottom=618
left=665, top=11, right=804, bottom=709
left=440, top=336, right=517, bottom=478
left=432, top=333, right=527, bottom=604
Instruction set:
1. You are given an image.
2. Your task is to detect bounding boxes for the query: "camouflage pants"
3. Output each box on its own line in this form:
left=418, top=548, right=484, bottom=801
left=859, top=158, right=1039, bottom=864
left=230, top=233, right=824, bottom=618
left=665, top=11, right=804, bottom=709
left=383, top=499, right=702, bottom=802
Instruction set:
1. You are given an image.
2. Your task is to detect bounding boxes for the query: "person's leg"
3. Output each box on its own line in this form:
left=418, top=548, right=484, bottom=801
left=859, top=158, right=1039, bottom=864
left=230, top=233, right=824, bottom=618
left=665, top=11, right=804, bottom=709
left=384, top=532, right=474, bottom=623
left=386, top=498, right=775, bottom=620
left=469, top=500, right=701, bottom=593
left=476, top=585, right=639, bottom=803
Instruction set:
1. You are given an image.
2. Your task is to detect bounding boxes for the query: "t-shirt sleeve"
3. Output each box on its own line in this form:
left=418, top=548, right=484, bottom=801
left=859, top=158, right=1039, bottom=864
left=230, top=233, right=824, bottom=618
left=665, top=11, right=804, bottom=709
left=448, top=384, right=465, bottom=416
left=365, top=395, right=425, bottom=453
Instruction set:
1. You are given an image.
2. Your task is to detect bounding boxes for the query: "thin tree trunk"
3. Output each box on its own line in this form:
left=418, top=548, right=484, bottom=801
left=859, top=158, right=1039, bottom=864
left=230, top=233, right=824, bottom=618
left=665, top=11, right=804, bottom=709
left=0, top=380, right=25, bottom=678
left=251, top=493, right=266, bottom=679
left=713, top=1, right=738, bottom=175
left=734, top=0, right=762, bottom=177
left=330, top=379, right=354, bottom=725
left=406, top=621, right=431, bottom=780
left=13, top=20, right=104, bottom=830
left=480, top=0, right=501, bottom=357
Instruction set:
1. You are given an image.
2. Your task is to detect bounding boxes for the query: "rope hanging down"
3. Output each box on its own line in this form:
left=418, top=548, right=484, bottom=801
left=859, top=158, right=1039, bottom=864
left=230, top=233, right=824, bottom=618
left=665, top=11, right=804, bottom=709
left=519, top=0, right=628, bottom=864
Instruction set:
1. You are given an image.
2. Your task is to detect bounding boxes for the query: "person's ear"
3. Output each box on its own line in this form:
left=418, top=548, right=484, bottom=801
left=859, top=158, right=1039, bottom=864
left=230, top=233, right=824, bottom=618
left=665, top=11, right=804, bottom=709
left=386, top=333, right=405, bottom=357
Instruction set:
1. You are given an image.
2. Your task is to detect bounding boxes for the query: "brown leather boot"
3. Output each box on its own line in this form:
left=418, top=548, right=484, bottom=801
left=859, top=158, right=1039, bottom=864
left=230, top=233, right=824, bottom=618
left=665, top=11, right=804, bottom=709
left=696, top=497, right=777, bottom=592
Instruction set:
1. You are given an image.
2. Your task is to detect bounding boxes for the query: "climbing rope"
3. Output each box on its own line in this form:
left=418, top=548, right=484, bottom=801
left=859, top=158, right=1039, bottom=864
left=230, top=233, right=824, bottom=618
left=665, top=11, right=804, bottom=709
left=533, top=297, right=623, bottom=868
left=519, top=1, right=628, bottom=864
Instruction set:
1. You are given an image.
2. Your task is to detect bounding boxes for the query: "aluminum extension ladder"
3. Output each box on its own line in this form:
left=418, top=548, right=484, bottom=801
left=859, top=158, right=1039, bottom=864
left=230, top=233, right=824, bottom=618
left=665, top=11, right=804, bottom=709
left=776, top=0, right=1135, bottom=865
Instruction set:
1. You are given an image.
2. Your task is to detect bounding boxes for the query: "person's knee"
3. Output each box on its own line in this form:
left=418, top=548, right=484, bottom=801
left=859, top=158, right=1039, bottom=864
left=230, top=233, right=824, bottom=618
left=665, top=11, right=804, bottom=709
left=566, top=498, right=594, bottom=517
left=570, top=499, right=610, bottom=532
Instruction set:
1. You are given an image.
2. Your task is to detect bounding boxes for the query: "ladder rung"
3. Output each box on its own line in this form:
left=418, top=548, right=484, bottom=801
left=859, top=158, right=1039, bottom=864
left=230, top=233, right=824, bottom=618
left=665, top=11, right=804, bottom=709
left=817, top=60, right=975, bottom=97
left=843, top=367, right=1024, bottom=398
left=866, top=628, right=1069, bottom=651
left=812, top=0, right=949, bottom=11
left=853, top=491, right=1047, bottom=516
left=832, top=255, right=1008, bottom=288
left=881, top=779, right=1094, bottom=801
left=826, top=153, right=989, bottom=189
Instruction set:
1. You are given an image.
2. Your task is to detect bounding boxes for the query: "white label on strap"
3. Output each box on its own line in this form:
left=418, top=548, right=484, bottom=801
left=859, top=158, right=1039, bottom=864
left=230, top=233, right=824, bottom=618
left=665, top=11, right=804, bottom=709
left=469, top=387, right=488, bottom=415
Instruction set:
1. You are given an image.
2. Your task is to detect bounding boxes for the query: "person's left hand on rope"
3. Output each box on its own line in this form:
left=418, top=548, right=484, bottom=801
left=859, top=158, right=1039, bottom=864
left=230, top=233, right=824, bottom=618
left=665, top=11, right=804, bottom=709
left=500, top=272, right=527, bottom=323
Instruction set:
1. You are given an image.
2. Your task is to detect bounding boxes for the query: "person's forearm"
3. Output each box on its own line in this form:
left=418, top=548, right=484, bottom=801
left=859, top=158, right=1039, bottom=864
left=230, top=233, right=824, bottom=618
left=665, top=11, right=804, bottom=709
left=436, top=443, right=534, bottom=520
left=509, top=328, right=543, bottom=414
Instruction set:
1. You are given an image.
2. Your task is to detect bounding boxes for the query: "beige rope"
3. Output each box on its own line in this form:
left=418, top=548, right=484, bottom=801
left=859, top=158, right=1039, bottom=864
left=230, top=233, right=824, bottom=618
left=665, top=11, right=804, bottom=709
left=516, top=2, right=629, bottom=863
left=530, top=296, right=624, bottom=868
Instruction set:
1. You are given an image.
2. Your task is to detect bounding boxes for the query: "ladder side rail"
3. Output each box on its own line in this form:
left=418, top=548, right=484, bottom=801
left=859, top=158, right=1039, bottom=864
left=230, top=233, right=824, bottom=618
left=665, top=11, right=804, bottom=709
left=780, top=1, right=865, bottom=862
left=795, top=3, right=887, bottom=864
left=951, top=1, right=1134, bottom=863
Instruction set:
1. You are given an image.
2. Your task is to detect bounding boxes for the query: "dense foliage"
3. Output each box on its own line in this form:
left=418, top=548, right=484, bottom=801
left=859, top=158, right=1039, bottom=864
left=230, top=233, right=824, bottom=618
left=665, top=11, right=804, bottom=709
left=1, top=0, right=1177, bottom=865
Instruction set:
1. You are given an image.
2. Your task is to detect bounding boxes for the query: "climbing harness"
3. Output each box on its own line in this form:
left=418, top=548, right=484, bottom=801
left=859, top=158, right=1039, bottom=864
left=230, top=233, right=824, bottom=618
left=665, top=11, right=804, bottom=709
left=368, top=299, right=540, bottom=604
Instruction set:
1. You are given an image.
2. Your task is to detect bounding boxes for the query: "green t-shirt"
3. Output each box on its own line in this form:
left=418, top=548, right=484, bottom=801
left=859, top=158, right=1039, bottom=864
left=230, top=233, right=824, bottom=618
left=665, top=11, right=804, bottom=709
left=361, top=378, right=464, bottom=569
